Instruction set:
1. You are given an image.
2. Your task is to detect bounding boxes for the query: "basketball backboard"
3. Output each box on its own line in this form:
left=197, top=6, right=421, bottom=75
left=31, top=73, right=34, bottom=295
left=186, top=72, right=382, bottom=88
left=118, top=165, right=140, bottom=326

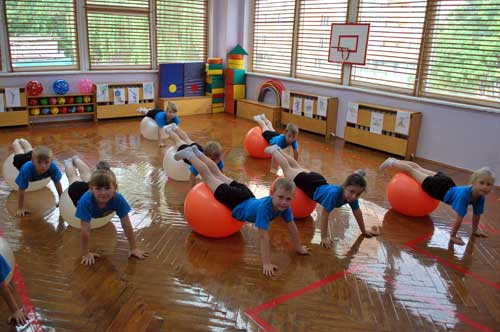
left=328, top=23, right=370, bottom=65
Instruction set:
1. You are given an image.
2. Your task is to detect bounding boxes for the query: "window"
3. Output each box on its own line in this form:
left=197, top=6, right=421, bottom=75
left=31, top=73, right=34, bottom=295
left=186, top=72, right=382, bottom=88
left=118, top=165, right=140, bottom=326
left=86, top=0, right=151, bottom=69
left=296, top=0, right=348, bottom=82
left=4, top=0, right=79, bottom=71
left=419, top=0, right=500, bottom=106
left=156, top=0, right=207, bottom=63
left=252, top=0, right=296, bottom=76
left=351, top=0, right=427, bottom=92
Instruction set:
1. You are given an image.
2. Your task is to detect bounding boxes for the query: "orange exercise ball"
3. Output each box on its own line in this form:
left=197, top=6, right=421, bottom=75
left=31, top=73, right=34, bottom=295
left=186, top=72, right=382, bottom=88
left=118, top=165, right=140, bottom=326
left=271, top=177, right=316, bottom=219
left=184, top=182, right=243, bottom=238
left=243, top=126, right=271, bottom=159
left=387, top=173, right=439, bottom=217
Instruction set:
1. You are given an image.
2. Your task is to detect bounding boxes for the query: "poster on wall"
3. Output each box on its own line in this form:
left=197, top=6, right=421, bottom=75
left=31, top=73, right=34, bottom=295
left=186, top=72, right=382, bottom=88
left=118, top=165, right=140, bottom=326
left=113, top=88, right=126, bottom=105
left=370, top=112, right=384, bottom=134
left=317, top=96, right=328, bottom=117
left=0, top=94, right=4, bottom=112
left=304, top=99, right=314, bottom=118
left=346, top=102, right=358, bottom=123
left=292, top=97, right=302, bottom=116
left=96, top=84, right=109, bottom=102
left=143, top=82, right=154, bottom=100
left=128, top=87, right=139, bottom=104
left=395, top=111, right=410, bottom=135
left=5, top=88, right=21, bottom=107
left=281, top=90, right=290, bottom=109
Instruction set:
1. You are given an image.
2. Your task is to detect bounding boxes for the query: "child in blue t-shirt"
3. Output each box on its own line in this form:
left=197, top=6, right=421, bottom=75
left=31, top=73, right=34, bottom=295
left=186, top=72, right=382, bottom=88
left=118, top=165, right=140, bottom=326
left=0, top=239, right=28, bottom=326
left=138, top=101, right=180, bottom=147
left=380, top=158, right=495, bottom=245
left=189, top=141, right=224, bottom=187
left=254, top=114, right=299, bottom=160
left=12, top=139, right=63, bottom=217
left=65, top=157, right=148, bottom=265
left=174, top=145, right=311, bottom=277
left=163, top=123, right=208, bottom=168
left=266, top=145, right=380, bottom=248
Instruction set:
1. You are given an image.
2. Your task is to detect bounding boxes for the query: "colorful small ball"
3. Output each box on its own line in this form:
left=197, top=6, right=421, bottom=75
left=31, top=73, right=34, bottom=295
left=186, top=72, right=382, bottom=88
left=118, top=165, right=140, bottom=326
left=41, top=107, right=50, bottom=115
left=84, top=105, right=93, bottom=112
left=78, top=78, right=94, bottom=93
left=53, top=79, right=69, bottom=95
left=57, top=97, right=66, bottom=105
left=75, top=96, right=83, bottom=103
left=28, top=99, right=39, bottom=106
left=50, top=107, right=59, bottom=114
left=26, top=80, right=43, bottom=96
left=66, top=96, right=74, bottom=104
left=83, top=96, right=91, bottom=103
left=39, top=98, right=49, bottom=105
left=68, top=106, right=76, bottom=113
left=30, top=108, right=40, bottom=116
left=76, top=105, right=85, bottom=113
left=49, top=97, right=57, bottom=105
left=59, top=106, right=68, bottom=114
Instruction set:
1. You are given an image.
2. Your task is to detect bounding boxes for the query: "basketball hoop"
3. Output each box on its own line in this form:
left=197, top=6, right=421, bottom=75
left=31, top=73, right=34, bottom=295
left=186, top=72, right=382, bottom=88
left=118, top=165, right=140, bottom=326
left=337, top=47, right=351, bottom=61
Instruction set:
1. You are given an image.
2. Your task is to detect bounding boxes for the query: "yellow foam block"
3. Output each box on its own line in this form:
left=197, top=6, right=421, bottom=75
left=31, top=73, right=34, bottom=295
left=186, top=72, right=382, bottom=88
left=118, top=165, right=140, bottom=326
left=205, top=92, right=212, bottom=96
left=212, top=102, right=224, bottom=108
left=212, top=107, right=225, bottom=113
left=228, top=59, right=244, bottom=66
left=212, top=88, right=224, bottom=94
left=207, top=69, right=223, bottom=75
left=206, top=76, right=212, bottom=84
left=233, top=84, right=245, bottom=99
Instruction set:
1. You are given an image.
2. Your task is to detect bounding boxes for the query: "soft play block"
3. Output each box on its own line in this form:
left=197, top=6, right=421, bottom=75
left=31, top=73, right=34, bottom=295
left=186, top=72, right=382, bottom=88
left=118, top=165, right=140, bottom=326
left=159, top=63, right=184, bottom=98
left=224, top=69, right=246, bottom=85
left=211, top=76, right=225, bottom=89
left=233, top=84, right=245, bottom=100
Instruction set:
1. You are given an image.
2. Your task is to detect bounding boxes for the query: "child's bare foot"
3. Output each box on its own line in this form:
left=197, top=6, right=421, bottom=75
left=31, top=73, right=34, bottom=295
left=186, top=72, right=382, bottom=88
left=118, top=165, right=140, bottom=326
left=450, top=236, right=465, bottom=245
left=163, top=123, right=177, bottom=134
left=379, top=157, right=396, bottom=170
left=174, top=146, right=194, bottom=161
left=137, top=107, right=148, bottom=114
left=253, top=114, right=266, bottom=122
left=473, top=230, right=488, bottom=238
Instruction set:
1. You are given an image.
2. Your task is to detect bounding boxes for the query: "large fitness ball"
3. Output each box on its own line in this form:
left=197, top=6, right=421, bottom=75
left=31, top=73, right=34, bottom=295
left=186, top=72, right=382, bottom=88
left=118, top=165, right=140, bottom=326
left=387, top=173, right=439, bottom=217
left=243, top=126, right=271, bottom=159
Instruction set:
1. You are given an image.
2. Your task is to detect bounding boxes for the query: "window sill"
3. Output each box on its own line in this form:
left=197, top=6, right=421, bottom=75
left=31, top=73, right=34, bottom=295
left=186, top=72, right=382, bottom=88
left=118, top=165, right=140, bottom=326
left=0, top=69, right=158, bottom=77
left=246, top=72, right=500, bottom=115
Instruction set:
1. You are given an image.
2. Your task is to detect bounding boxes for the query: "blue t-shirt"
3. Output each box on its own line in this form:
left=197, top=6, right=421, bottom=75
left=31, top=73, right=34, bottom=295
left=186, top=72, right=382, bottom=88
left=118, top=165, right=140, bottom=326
left=190, top=160, right=224, bottom=176
left=443, top=185, right=485, bottom=217
left=0, top=254, right=11, bottom=283
left=75, top=190, right=131, bottom=222
left=313, top=184, right=360, bottom=213
left=154, top=112, right=180, bottom=128
left=232, top=196, right=293, bottom=231
left=15, top=160, right=62, bottom=190
left=269, top=134, right=298, bottom=150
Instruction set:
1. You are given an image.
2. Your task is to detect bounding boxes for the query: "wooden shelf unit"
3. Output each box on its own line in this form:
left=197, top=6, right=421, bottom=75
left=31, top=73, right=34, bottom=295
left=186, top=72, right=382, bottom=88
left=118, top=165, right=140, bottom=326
left=27, top=93, right=96, bottom=123
left=96, top=82, right=155, bottom=120
left=344, top=102, right=422, bottom=159
left=281, top=91, right=338, bottom=140
left=159, top=96, right=212, bottom=116
left=236, top=99, right=282, bottom=129
left=0, top=87, right=29, bottom=127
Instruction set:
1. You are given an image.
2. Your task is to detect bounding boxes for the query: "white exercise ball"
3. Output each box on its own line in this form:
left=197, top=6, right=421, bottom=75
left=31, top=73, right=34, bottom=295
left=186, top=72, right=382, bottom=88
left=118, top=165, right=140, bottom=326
left=59, top=189, right=113, bottom=229
left=2, top=154, right=50, bottom=191
left=0, top=237, right=15, bottom=284
left=163, top=147, right=191, bottom=181
left=140, top=117, right=159, bottom=140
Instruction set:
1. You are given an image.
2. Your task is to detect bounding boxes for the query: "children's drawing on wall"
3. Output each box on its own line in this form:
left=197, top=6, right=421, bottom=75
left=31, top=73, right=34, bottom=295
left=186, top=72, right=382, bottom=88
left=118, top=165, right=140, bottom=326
left=143, top=82, right=154, bottom=100
left=96, top=84, right=109, bottom=102
left=5, top=88, right=21, bottom=107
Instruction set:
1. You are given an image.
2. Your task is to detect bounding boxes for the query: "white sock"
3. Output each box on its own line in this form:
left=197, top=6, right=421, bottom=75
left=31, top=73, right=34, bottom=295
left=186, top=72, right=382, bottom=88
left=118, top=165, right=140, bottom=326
left=380, top=157, right=396, bottom=170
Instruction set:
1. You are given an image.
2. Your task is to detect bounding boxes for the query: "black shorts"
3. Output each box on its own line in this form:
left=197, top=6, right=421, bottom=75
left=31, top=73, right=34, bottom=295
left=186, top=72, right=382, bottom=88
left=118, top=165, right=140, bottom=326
left=214, top=181, right=255, bottom=210
left=421, top=172, right=456, bottom=201
left=262, top=130, right=279, bottom=143
left=145, top=109, right=163, bottom=119
left=13, top=151, right=33, bottom=170
left=68, top=181, right=90, bottom=206
left=177, top=142, right=204, bottom=165
left=293, top=172, right=328, bottom=199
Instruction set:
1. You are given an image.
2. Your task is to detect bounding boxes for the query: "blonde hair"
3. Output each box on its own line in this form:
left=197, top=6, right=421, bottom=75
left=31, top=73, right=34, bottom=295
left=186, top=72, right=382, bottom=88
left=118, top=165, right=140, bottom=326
left=89, top=169, right=117, bottom=189
left=285, top=123, right=299, bottom=135
left=273, top=177, right=296, bottom=193
left=166, top=101, right=178, bottom=113
left=204, top=141, right=222, bottom=159
left=32, top=146, right=52, bottom=161
left=470, top=167, right=495, bottom=184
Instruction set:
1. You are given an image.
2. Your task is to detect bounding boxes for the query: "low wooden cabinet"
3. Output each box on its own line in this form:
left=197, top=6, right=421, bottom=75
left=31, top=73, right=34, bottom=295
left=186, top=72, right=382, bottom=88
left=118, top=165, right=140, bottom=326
left=344, top=102, right=422, bottom=159
left=96, top=82, right=154, bottom=120
left=236, top=99, right=281, bottom=129
left=0, top=87, right=28, bottom=127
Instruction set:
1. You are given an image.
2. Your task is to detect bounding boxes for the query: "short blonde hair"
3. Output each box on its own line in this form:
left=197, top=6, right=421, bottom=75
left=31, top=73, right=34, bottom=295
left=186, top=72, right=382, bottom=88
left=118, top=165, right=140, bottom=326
left=167, top=101, right=178, bottom=113
left=470, top=167, right=495, bottom=184
left=32, top=146, right=52, bottom=161
left=204, top=141, right=222, bottom=159
left=285, top=123, right=299, bottom=135
left=90, top=169, right=117, bottom=189
left=273, top=177, right=296, bottom=193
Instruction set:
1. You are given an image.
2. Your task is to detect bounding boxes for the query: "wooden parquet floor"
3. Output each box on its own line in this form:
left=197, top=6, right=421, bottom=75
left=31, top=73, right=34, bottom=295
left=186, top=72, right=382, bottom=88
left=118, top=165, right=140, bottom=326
left=0, top=114, right=498, bottom=332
